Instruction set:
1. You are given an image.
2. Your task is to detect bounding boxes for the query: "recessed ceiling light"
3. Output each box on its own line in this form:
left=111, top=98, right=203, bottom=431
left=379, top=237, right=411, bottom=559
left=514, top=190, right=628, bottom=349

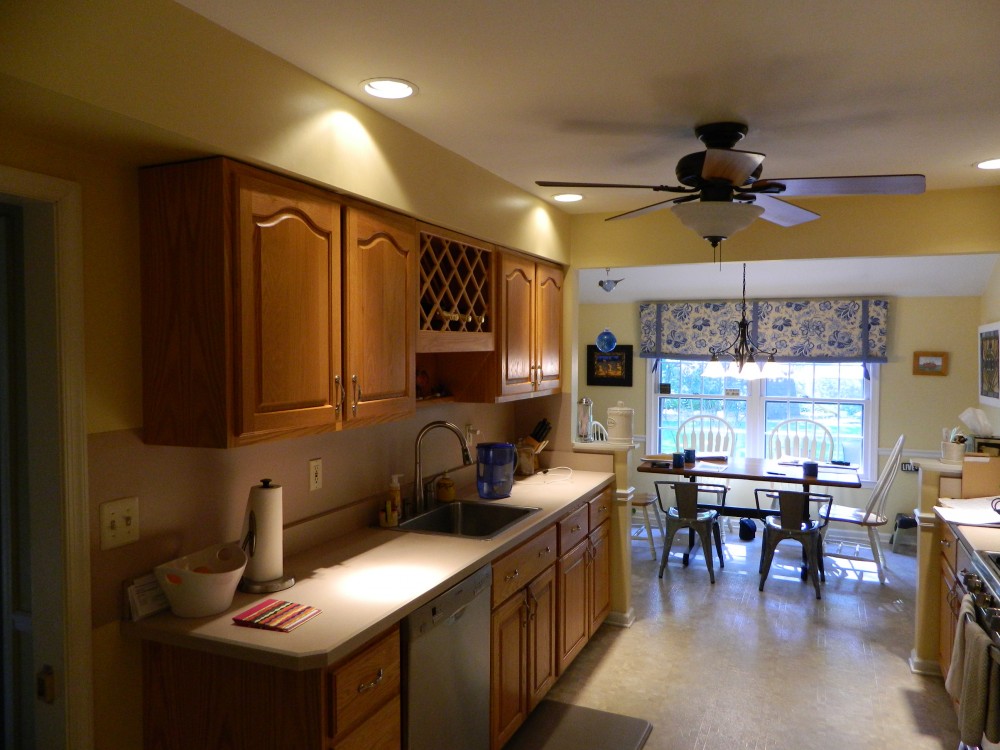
left=553, top=193, right=583, bottom=202
left=361, top=78, right=417, bottom=99
left=977, top=158, right=1000, bottom=170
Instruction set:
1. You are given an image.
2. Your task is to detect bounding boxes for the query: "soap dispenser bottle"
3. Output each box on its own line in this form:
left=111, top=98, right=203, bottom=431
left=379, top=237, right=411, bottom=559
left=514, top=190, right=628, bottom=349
left=388, top=474, right=402, bottom=526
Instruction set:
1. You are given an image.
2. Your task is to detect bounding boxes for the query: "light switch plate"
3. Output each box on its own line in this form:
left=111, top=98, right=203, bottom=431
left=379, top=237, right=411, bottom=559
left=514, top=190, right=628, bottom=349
left=100, top=496, right=139, bottom=550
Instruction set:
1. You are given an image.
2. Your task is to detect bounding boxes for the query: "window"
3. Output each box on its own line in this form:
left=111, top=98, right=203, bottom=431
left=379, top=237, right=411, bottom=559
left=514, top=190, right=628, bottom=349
left=646, top=359, right=879, bottom=480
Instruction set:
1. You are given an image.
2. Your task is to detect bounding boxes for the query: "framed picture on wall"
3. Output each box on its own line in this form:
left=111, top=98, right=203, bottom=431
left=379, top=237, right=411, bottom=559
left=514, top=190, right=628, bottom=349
left=912, top=351, right=948, bottom=376
left=979, top=321, right=1000, bottom=406
left=587, top=344, right=633, bottom=387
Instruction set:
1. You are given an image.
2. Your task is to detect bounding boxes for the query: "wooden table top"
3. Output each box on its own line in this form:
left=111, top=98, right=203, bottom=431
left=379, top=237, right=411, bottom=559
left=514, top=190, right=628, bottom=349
left=638, top=456, right=862, bottom=490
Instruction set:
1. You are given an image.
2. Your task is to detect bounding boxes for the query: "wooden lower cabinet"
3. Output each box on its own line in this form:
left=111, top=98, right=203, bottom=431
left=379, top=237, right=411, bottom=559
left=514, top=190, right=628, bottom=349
left=142, top=627, right=400, bottom=750
left=490, top=565, right=557, bottom=750
left=937, top=520, right=969, bottom=683
left=557, top=518, right=611, bottom=675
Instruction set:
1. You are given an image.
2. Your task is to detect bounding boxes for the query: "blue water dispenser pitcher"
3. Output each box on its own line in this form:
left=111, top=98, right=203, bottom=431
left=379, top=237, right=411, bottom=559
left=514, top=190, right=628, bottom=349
left=476, top=442, right=517, bottom=499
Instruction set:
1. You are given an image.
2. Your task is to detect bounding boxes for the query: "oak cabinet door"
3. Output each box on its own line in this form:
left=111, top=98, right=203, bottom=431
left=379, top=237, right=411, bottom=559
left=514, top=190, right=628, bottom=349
left=588, top=520, right=612, bottom=634
left=491, top=593, right=528, bottom=749
left=342, top=206, right=417, bottom=423
left=237, top=173, right=342, bottom=437
left=499, top=254, right=536, bottom=397
left=557, top=540, right=589, bottom=675
left=527, top=565, right=557, bottom=710
left=534, top=262, right=563, bottom=392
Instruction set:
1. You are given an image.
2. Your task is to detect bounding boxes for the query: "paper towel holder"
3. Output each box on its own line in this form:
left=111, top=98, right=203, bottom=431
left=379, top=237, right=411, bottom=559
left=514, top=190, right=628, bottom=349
left=238, top=479, right=295, bottom=594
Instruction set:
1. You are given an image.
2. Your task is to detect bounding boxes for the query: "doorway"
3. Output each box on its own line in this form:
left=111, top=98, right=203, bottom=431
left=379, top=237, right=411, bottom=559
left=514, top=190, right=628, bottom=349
left=0, top=167, right=91, bottom=749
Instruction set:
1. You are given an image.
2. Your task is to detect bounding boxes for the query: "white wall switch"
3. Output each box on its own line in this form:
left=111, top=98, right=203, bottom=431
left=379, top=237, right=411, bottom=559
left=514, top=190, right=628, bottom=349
left=100, top=496, right=139, bottom=550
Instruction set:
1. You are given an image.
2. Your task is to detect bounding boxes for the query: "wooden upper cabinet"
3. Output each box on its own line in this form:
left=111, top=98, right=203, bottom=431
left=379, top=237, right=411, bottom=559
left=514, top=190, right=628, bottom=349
left=140, top=157, right=344, bottom=447
left=342, top=206, right=417, bottom=424
left=237, top=172, right=342, bottom=437
left=498, top=253, right=563, bottom=399
left=535, top=263, right=563, bottom=393
left=499, top=254, right=536, bottom=397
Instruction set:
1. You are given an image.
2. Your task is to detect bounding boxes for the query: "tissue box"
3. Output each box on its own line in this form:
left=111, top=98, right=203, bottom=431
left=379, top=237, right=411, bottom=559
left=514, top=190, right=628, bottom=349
left=154, top=543, right=247, bottom=618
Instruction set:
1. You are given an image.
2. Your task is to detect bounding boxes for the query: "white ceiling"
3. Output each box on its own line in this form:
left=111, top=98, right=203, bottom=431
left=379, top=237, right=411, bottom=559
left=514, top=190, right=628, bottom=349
left=174, top=1, right=1000, bottom=296
left=176, top=0, right=1000, bottom=215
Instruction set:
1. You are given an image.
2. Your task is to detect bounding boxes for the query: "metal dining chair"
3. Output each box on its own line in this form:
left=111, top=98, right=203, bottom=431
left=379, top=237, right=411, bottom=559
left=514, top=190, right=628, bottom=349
left=754, top=488, right=834, bottom=599
left=654, top=481, right=728, bottom=584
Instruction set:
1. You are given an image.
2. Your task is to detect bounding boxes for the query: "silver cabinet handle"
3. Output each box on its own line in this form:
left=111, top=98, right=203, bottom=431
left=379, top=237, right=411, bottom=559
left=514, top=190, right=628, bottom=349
left=351, top=374, right=360, bottom=416
left=334, top=374, right=345, bottom=416
left=357, top=668, right=384, bottom=693
left=571, top=524, right=582, bottom=534
left=504, top=568, right=520, bottom=583
left=537, top=546, right=551, bottom=558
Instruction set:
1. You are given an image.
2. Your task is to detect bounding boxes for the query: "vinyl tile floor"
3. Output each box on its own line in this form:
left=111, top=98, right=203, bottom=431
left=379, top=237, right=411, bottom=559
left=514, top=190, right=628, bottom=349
left=547, top=527, right=960, bottom=750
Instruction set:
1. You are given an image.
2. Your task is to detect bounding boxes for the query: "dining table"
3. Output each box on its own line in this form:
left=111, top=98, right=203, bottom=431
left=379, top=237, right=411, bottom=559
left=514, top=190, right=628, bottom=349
left=637, top=455, right=862, bottom=520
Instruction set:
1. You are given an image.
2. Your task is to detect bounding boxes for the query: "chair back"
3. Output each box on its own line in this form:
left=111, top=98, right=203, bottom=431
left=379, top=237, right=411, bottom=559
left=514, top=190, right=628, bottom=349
left=655, top=481, right=728, bottom=519
left=765, top=490, right=833, bottom=531
left=767, top=418, right=835, bottom=461
left=862, top=434, right=905, bottom=521
left=676, top=415, right=735, bottom=454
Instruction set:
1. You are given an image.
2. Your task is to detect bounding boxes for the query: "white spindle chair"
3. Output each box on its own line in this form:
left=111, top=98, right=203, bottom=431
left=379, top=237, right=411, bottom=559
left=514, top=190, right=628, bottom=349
left=767, top=418, right=835, bottom=462
left=675, top=415, right=736, bottom=456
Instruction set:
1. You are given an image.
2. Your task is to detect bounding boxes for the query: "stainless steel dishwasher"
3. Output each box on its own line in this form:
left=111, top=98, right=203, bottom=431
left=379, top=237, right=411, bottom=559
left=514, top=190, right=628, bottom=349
left=404, top=563, right=492, bottom=750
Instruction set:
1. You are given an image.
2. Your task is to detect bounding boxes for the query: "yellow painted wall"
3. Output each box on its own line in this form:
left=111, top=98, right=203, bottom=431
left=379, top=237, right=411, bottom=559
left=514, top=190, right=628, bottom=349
left=577, top=296, right=981, bottom=526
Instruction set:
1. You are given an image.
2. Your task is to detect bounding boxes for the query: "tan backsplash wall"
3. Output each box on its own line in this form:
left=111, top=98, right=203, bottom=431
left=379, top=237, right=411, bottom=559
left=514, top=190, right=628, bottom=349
left=89, top=400, right=517, bottom=627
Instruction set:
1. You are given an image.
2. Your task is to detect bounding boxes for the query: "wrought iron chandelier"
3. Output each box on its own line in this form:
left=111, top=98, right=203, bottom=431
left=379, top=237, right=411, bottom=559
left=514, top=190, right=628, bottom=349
left=704, top=263, right=776, bottom=378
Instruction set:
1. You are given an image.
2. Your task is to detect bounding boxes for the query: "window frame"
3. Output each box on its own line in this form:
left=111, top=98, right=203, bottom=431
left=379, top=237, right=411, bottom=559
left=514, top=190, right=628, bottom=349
left=645, top=359, right=880, bottom=482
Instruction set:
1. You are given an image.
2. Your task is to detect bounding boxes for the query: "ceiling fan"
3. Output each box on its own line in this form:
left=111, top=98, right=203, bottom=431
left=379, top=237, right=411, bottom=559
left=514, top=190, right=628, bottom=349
left=537, top=122, right=925, bottom=252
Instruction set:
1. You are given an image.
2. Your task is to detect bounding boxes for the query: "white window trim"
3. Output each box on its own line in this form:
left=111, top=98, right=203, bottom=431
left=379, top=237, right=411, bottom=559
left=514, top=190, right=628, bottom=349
left=645, top=360, right=880, bottom=482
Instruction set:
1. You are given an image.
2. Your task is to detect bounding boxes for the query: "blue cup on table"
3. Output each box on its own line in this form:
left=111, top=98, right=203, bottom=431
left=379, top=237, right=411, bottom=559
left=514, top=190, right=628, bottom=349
left=684, top=448, right=697, bottom=464
left=802, top=461, right=819, bottom=478
left=672, top=452, right=685, bottom=468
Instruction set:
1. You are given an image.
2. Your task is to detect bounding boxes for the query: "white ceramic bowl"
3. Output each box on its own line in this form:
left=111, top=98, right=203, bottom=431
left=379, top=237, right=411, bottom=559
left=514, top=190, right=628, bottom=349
left=154, top=543, right=248, bottom=618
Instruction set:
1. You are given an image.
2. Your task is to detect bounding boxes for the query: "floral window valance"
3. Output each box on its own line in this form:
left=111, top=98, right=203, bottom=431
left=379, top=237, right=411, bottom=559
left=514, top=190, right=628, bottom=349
left=639, top=297, right=889, bottom=364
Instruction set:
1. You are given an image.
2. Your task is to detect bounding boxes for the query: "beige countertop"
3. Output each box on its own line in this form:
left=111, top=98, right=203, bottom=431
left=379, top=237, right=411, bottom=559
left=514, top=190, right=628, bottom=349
left=126, top=469, right=614, bottom=671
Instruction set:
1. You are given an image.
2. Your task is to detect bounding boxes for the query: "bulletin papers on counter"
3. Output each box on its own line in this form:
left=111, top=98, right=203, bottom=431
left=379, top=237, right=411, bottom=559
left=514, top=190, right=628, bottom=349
left=937, top=497, right=1000, bottom=526
left=233, top=599, right=321, bottom=633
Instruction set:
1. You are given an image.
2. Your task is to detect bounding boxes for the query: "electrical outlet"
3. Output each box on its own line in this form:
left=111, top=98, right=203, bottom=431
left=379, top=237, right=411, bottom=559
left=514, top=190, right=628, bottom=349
left=309, top=458, right=322, bottom=491
left=100, top=496, right=139, bottom=550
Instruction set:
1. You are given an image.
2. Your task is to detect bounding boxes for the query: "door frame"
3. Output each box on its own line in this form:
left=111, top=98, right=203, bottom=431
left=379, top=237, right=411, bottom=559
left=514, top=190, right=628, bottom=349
left=0, top=165, right=91, bottom=748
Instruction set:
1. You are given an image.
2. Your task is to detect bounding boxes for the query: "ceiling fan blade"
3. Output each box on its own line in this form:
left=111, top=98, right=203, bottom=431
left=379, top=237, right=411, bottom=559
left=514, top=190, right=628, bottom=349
left=605, top=197, right=685, bottom=221
left=753, top=174, right=925, bottom=197
left=753, top=194, right=821, bottom=227
left=536, top=180, right=692, bottom=193
left=702, top=149, right=765, bottom=186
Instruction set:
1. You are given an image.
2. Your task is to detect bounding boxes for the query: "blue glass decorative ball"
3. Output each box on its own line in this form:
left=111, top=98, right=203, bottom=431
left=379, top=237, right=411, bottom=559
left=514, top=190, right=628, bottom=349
left=595, top=328, right=617, bottom=353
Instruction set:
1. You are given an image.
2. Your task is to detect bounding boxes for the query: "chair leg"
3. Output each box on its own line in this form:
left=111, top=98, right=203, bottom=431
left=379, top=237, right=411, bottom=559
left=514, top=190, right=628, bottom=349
left=641, top=506, right=656, bottom=560
left=868, top=526, right=886, bottom=584
left=659, top=522, right=679, bottom=578
left=712, top=520, right=725, bottom=569
left=696, top=525, right=715, bottom=584
left=683, top=527, right=696, bottom=566
left=807, top=536, right=822, bottom=599
left=759, top=533, right=777, bottom=591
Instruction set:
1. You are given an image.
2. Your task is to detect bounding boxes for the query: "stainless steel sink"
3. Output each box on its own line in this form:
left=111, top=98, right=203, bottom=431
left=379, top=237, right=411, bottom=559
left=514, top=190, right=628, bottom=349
left=397, top=501, right=539, bottom=539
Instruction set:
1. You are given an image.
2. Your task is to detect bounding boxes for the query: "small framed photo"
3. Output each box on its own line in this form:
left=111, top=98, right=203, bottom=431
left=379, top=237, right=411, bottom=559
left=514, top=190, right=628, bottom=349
left=913, top=351, right=948, bottom=376
left=587, top=344, right=633, bottom=387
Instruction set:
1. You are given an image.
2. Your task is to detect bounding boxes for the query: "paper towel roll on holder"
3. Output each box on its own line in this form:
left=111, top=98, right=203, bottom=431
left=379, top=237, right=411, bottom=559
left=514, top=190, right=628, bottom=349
left=238, top=478, right=295, bottom=594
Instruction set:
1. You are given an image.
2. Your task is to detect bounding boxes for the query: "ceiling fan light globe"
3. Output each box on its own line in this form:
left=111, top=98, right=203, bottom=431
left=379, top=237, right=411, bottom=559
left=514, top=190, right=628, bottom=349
left=670, top=201, right=764, bottom=242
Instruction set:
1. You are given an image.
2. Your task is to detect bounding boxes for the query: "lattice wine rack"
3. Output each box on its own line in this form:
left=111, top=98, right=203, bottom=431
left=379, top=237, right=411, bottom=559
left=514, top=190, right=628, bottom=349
left=418, top=231, right=492, bottom=336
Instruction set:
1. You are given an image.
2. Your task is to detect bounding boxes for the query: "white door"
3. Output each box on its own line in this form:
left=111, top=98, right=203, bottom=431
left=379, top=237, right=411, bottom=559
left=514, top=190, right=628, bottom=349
left=0, top=167, right=92, bottom=749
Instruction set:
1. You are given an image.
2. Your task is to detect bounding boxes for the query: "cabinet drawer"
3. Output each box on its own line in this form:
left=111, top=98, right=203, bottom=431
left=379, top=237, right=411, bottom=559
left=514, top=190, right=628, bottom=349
left=493, top=526, right=558, bottom=607
left=327, top=628, right=400, bottom=742
left=558, top=506, right=589, bottom=555
left=589, top=487, right=612, bottom=530
left=333, top=693, right=401, bottom=750
left=939, top=521, right=958, bottom=576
